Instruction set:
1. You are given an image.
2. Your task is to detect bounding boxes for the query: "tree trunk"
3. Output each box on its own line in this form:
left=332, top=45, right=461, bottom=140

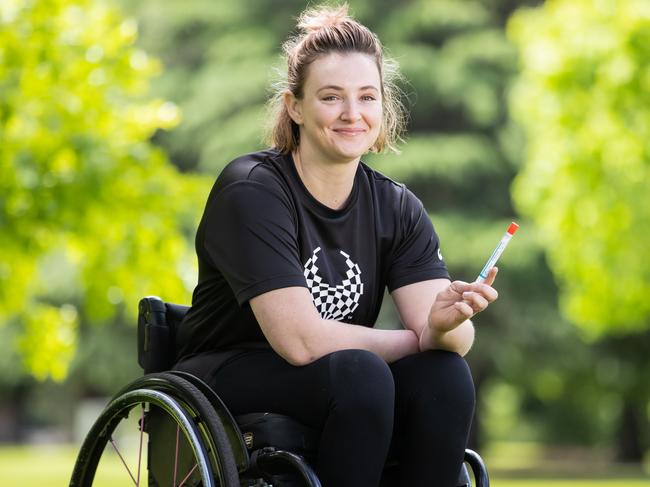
left=616, top=401, right=644, bottom=462
left=0, top=383, right=29, bottom=443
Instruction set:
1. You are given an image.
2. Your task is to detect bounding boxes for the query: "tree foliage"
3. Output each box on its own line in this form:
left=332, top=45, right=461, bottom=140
left=0, top=0, right=208, bottom=380
left=508, top=0, right=650, bottom=337
left=3, top=0, right=643, bottom=457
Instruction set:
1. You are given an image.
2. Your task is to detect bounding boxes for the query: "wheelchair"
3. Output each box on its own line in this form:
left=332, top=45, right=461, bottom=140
left=70, top=296, right=490, bottom=486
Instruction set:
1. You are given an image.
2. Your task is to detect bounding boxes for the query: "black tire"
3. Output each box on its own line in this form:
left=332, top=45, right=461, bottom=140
left=70, top=372, right=240, bottom=486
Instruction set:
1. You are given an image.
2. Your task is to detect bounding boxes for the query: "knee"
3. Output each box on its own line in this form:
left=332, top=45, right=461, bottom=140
left=443, top=351, right=475, bottom=411
left=328, top=349, right=394, bottom=424
left=431, top=351, right=474, bottom=405
left=404, top=351, right=475, bottom=415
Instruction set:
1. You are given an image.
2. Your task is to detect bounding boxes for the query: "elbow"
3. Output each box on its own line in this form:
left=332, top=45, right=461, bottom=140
left=272, top=336, right=319, bottom=366
left=280, top=346, right=316, bottom=366
left=260, top=313, right=326, bottom=366
left=277, top=317, right=328, bottom=366
left=284, top=351, right=314, bottom=367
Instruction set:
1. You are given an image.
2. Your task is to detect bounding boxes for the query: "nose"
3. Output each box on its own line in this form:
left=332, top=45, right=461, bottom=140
left=340, top=99, right=361, bottom=122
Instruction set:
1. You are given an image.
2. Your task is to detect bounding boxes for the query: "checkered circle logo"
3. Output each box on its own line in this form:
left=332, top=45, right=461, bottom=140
left=303, top=247, right=364, bottom=321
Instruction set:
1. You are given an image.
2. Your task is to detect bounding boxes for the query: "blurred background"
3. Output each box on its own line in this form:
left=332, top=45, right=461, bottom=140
left=1, top=0, right=649, bottom=485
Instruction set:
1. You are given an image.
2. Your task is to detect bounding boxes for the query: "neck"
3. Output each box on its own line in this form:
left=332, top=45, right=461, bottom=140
left=292, top=147, right=359, bottom=210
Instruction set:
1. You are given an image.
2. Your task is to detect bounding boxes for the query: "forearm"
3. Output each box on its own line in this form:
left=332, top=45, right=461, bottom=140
left=287, top=319, right=419, bottom=365
left=314, top=319, right=419, bottom=363
left=418, top=320, right=475, bottom=357
left=251, top=287, right=420, bottom=366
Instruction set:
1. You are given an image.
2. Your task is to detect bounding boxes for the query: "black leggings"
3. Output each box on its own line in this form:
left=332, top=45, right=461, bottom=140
left=176, top=348, right=475, bottom=487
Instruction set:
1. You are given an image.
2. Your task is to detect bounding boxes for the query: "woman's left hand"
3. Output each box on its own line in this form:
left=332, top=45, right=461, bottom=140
left=427, top=267, right=499, bottom=333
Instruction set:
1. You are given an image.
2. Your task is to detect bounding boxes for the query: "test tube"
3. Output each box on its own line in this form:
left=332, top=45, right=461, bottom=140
left=476, top=222, right=519, bottom=283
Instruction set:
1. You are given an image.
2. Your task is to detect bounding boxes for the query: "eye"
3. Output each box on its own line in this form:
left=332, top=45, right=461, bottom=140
left=361, top=94, right=377, bottom=102
left=321, top=95, right=339, bottom=101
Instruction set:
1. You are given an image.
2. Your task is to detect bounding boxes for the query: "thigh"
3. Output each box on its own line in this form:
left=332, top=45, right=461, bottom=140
left=204, top=349, right=333, bottom=430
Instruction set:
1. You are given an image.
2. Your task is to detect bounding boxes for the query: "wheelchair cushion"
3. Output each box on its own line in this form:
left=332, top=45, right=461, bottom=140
left=235, top=412, right=319, bottom=460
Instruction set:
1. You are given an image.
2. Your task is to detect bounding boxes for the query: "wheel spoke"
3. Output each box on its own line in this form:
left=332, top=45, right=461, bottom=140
left=173, top=423, right=180, bottom=487
left=177, top=462, right=199, bottom=487
left=109, top=436, right=138, bottom=486
left=71, top=376, right=232, bottom=487
left=136, top=404, right=145, bottom=486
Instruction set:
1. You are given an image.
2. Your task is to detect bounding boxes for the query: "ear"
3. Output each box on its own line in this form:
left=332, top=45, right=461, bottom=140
left=283, top=91, right=303, bottom=125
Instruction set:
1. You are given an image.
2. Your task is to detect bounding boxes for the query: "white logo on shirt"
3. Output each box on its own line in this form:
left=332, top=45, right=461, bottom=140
left=303, top=247, right=364, bottom=321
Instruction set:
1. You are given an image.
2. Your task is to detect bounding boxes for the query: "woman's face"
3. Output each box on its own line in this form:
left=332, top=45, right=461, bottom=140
left=286, top=52, right=383, bottom=164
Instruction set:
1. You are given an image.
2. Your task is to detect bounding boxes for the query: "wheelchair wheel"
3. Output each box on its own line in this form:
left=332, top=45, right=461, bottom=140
left=70, top=372, right=240, bottom=486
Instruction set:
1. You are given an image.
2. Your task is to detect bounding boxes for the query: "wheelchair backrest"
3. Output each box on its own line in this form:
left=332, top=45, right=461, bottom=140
left=137, top=296, right=189, bottom=373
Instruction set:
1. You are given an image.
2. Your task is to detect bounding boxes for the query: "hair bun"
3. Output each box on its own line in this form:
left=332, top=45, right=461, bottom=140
left=297, top=4, right=351, bottom=34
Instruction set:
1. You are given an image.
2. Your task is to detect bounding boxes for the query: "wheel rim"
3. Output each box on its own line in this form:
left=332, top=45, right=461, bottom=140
left=71, top=388, right=215, bottom=487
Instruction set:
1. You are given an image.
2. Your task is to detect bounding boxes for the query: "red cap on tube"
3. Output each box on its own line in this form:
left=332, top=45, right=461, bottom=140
left=507, top=222, right=519, bottom=235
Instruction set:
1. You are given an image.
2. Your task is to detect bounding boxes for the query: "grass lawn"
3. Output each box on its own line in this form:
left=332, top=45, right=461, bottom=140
left=0, top=443, right=648, bottom=486
left=482, top=442, right=649, bottom=487
left=496, top=482, right=649, bottom=486
left=0, top=445, right=129, bottom=487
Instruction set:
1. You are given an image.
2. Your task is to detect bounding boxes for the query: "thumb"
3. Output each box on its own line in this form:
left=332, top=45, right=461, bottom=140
left=449, top=280, right=471, bottom=294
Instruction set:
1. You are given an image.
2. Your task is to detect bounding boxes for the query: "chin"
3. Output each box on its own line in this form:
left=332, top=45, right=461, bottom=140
left=332, top=151, right=366, bottom=163
left=332, top=143, right=373, bottom=161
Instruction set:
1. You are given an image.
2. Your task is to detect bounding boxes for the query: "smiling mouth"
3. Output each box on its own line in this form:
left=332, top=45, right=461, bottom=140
left=333, top=128, right=366, bottom=135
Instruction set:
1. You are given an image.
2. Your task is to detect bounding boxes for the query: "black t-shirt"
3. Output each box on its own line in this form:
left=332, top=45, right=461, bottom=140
left=175, top=149, right=449, bottom=361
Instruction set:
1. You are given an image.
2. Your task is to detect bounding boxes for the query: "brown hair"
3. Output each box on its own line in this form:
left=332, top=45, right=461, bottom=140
left=266, top=4, right=407, bottom=154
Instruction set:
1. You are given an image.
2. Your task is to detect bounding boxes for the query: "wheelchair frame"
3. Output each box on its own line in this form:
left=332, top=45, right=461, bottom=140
left=70, top=296, right=490, bottom=486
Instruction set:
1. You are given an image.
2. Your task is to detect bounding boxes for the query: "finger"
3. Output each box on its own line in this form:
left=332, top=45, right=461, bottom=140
left=462, top=292, right=489, bottom=312
left=484, top=266, right=499, bottom=286
left=449, top=280, right=471, bottom=295
left=454, top=301, right=474, bottom=318
left=467, top=282, right=499, bottom=302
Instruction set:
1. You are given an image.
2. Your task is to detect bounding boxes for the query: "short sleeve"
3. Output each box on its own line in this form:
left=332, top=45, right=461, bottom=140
left=202, top=181, right=307, bottom=304
left=386, top=189, right=450, bottom=291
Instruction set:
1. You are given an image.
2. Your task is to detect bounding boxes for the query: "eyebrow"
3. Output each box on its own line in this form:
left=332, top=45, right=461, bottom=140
left=317, top=85, right=379, bottom=92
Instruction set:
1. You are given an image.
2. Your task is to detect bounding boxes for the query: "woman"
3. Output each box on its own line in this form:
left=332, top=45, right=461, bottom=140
left=174, top=4, right=498, bottom=487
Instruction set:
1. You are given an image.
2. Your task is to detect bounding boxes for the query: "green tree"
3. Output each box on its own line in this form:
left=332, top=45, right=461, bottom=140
left=509, top=0, right=650, bottom=460
left=120, top=0, right=306, bottom=172
left=0, top=0, right=208, bottom=381
left=509, top=0, right=650, bottom=336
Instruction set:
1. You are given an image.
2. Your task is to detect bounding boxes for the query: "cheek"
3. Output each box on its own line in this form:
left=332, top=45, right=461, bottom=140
left=304, top=102, right=338, bottom=127
left=367, top=104, right=383, bottom=126
left=369, top=112, right=383, bottom=135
